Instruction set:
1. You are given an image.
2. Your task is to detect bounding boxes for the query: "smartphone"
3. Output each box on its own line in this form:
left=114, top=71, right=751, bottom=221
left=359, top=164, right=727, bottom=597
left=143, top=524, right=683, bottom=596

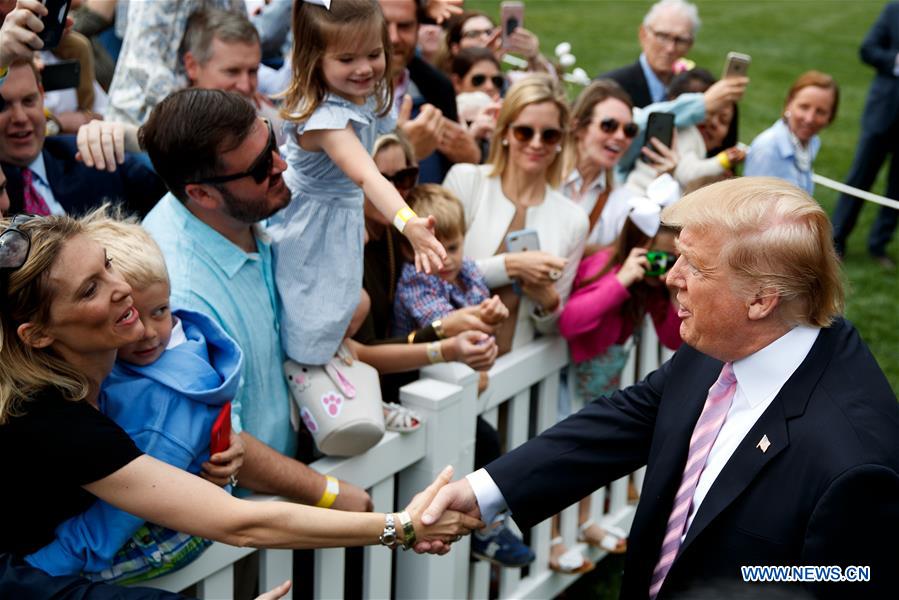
left=210, top=401, right=232, bottom=456
left=722, top=52, right=751, bottom=79
left=642, top=112, right=675, bottom=163
left=505, top=228, right=539, bottom=253
left=40, top=60, right=80, bottom=92
left=645, top=251, right=677, bottom=276
left=39, top=0, right=72, bottom=51
left=500, top=1, right=524, bottom=49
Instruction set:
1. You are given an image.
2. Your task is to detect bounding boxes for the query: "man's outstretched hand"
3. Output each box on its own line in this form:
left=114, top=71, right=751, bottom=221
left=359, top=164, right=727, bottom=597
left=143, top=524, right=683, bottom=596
left=413, top=477, right=483, bottom=554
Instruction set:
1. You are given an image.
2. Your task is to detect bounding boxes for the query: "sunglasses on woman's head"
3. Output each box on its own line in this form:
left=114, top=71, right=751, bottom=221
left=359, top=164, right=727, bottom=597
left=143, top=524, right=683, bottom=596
left=381, top=166, right=419, bottom=191
left=188, top=120, right=277, bottom=186
left=598, top=117, right=639, bottom=139
left=510, top=125, right=563, bottom=146
left=470, top=73, right=505, bottom=89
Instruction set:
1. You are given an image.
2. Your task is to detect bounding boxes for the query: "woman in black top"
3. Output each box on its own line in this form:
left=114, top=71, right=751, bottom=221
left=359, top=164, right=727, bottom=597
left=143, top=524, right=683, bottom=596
left=0, top=215, right=479, bottom=565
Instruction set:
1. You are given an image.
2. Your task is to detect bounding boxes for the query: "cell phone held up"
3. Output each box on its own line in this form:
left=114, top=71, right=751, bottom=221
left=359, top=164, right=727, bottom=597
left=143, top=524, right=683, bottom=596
left=505, top=228, right=539, bottom=295
left=40, top=59, right=80, bottom=92
left=641, top=112, right=675, bottom=164
left=645, top=251, right=677, bottom=277
left=39, top=0, right=72, bottom=51
left=500, top=1, right=524, bottom=49
left=722, top=52, right=751, bottom=79
left=210, top=401, right=232, bottom=456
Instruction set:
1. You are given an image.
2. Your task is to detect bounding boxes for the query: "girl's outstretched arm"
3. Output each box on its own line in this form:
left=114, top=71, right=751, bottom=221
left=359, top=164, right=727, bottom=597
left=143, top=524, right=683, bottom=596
left=309, top=126, right=446, bottom=273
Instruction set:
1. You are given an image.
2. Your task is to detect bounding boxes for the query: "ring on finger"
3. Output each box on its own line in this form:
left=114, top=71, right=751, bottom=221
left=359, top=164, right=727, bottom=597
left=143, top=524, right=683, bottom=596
left=229, top=474, right=239, bottom=487
left=548, top=269, right=562, bottom=281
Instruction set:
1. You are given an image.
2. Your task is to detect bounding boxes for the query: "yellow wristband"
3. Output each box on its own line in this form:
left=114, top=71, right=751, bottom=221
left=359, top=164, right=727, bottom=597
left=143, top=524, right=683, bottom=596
left=0, top=65, right=8, bottom=79
left=393, top=207, right=417, bottom=233
left=716, top=151, right=732, bottom=171
left=426, top=341, right=445, bottom=364
left=316, top=475, right=340, bottom=508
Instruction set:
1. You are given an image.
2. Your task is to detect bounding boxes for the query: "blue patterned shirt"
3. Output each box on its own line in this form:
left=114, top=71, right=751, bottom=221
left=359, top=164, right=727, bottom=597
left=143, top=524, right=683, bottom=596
left=392, top=258, right=491, bottom=337
left=143, top=194, right=295, bottom=458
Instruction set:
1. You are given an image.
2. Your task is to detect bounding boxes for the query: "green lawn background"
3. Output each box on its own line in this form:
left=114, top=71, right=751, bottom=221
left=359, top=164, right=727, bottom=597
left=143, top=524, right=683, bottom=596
left=469, top=0, right=898, bottom=392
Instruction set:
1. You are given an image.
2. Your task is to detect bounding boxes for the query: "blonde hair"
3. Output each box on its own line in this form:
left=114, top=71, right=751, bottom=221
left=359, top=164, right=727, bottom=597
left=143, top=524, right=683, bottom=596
left=373, top=131, right=416, bottom=167
left=82, top=205, right=169, bottom=291
left=487, top=74, right=570, bottom=188
left=281, top=0, right=393, bottom=123
left=662, top=176, right=844, bottom=327
left=406, top=184, right=466, bottom=240
left=0, top=216, right=90, bottom=424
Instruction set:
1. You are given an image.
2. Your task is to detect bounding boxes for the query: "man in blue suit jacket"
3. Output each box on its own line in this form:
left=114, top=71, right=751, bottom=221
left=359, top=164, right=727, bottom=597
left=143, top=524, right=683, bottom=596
left=0, top=60, right=165, bottom=218
left=832, top=2, right=899, bottom=268
left=418, top=177, right=899, bottom=599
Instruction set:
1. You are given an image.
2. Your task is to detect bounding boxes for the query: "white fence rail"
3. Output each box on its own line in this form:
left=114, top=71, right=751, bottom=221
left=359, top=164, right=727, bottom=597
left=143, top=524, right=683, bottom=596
left=144, top=318, right=668, bottom=599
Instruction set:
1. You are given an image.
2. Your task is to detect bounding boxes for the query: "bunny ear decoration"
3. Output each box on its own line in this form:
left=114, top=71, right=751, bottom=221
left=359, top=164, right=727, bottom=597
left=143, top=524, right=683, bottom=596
left=627, top=174, right=682, bottom=237
left=303, top=0, right=331, bottom=9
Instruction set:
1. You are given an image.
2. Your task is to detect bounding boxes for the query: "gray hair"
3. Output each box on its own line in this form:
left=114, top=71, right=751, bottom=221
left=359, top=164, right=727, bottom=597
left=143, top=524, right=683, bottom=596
left=182, top=8, right=260, bottom=65
left=643, top=0, right=701, bottom=33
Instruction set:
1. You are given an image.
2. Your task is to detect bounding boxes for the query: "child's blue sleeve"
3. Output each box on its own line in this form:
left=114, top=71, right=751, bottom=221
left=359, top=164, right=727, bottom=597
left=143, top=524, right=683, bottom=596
left=25, top=390, right=200, bottom=576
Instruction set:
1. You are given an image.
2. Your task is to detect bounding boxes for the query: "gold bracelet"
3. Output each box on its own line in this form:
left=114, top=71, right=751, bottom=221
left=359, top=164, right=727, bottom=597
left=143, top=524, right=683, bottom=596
left=426, top=341, right=445, bottom=364
left=315, top=475, right=340, bottom=508
left=393, top=207, right=417, bottom=233
left=716, top=151, right=732, bottom=171
left=396, top=510, right=416, bottom=549
left=432, top=318, right=445, bottom=339
left=407, top=331, right=416, bottom=345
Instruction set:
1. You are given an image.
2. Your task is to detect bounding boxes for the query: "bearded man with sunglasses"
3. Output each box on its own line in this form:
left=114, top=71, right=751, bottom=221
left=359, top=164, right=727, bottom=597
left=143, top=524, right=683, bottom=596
left=138, top=88, right=374, bottom=514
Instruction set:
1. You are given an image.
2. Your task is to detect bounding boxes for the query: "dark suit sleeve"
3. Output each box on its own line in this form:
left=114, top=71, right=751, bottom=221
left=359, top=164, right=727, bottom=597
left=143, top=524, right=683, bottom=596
left=486, top=351, right=671, bottom=528
left=859, top=3, right=899, bottom=75
left=117, top=153, right=167, bottom=218
left=800, top=465, right=899, bottom=599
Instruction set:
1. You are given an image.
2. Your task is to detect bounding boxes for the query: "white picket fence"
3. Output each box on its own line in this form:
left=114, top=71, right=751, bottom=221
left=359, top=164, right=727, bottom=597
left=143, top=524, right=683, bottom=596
left=143, top=319, right=672, bottom=599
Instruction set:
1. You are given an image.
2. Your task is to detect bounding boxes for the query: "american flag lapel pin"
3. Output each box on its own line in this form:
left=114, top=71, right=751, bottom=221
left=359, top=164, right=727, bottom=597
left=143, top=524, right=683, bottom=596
left=756, top=435, right=771, bottom=453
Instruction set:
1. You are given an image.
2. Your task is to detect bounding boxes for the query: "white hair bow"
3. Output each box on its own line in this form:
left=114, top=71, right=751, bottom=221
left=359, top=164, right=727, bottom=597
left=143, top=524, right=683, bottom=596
left=303, top=0, right=331, bottom=9
left=627, top=174, right=681, bottom=237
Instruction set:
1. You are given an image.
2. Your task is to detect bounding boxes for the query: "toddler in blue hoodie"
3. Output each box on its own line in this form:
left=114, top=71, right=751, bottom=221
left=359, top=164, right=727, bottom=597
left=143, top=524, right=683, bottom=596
left=25, top=212, right=244, bottom=583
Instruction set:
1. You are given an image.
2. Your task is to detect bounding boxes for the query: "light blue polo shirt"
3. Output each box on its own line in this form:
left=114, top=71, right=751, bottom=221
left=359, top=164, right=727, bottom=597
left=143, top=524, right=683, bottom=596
left=143, top=194, right=296, bottom=458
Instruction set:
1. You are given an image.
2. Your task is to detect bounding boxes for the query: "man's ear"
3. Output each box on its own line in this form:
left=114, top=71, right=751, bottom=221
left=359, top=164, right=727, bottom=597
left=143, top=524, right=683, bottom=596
left=184, top=183, right=220, bottom=210
left=747, top=288, right=780, bottom=321
left=183, top=51, right=200, bottom=83
left=17, top=322, right=54, bottom=349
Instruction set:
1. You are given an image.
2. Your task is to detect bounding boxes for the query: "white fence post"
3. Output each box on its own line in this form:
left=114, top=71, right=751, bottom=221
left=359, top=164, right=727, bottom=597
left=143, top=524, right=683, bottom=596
left=395, top=371, right=477, bottom=600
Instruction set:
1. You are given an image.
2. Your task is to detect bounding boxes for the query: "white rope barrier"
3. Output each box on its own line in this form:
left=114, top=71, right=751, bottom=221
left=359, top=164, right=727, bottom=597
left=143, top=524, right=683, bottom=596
left=812, top=173, right=899, bottom=210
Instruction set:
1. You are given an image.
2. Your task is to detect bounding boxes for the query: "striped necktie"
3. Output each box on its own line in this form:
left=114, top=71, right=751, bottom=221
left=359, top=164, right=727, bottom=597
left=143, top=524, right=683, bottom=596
left=22, top=168, right=51, bottom=216
left=649, top=362, right=737, bottom=599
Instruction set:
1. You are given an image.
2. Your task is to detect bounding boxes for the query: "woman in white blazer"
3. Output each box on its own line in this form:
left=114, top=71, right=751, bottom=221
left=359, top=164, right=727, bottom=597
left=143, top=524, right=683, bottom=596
left=443, top=74, right=588, bottom=354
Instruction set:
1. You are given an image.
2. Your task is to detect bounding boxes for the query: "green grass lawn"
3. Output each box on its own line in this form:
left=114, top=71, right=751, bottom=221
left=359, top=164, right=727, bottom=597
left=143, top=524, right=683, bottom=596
left=470, top=0, right=898, bottom=392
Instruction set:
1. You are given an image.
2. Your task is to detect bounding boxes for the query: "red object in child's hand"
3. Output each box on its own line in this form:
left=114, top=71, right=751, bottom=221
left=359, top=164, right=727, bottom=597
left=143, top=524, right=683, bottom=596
left=210, top=401, right=232, bottom=456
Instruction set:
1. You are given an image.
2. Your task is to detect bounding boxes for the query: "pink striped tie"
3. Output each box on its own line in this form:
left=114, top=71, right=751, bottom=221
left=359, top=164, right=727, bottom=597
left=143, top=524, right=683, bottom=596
left=22, top=168, right=51, bottom=216
left=649, top=362, right=737, bottom=599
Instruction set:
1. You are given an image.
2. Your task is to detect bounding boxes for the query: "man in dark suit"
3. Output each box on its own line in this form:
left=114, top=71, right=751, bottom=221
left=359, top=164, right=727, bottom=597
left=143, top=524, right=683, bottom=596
left=0, top=60, right=165, bottom=217
left=419, top=177, right=899, bottom=599
left=599, top=0, right=700, bottom=108
left=832, top=1, right=899, bottom=269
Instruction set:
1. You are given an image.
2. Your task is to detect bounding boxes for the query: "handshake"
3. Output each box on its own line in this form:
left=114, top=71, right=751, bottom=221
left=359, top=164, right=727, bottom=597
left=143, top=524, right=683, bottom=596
left=397, top=466, right=484, bottom=555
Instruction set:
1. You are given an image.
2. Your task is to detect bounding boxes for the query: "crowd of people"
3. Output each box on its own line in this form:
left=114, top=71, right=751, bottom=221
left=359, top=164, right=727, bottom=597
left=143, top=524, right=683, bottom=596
left=0, top=0, right=897, bottom=599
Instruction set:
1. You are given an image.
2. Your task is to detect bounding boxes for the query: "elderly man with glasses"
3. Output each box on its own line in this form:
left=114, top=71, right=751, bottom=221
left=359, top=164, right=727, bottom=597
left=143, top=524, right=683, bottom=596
left=599, top=0, right=700, bottom=108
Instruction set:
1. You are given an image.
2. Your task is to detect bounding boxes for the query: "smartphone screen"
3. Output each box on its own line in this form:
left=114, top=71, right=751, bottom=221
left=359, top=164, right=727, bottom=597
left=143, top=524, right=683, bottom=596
left=500, top=1, right=524, bottom=49
left=40, top=60, right=80, bottom=92
left=642, top=112, right=675, bottom=162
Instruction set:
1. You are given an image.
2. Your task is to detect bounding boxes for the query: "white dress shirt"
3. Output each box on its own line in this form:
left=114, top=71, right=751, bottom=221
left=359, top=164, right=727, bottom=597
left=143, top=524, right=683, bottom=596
left=561, top=168, right=636, bottom=247
left=468, top=325, right=821, bottom=530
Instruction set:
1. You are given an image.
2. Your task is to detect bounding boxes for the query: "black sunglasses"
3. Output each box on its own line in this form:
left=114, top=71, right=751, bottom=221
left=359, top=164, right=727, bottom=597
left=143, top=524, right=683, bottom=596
left=381, top=166, right=419, bottom=191
left=189, top=120, right=277, bottom=186
left=511, top=125, right=563, bottom=146
left=1, top=214, right=35, bottom=303
left=470, top=73, right=505, bottom=90
left=598, top=117, right=639, bottom=139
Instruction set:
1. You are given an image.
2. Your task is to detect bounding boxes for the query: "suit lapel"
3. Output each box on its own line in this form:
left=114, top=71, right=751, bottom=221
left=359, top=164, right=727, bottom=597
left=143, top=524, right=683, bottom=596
left=676, top=323, right=838, bottom=556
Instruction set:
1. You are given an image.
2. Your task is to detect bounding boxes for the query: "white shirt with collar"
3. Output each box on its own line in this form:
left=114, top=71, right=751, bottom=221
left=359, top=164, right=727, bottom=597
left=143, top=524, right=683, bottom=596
left=27, top=153, right=65, bottom=215
left=468, top=324, right=821, bottom=528
left=561, top=168, right=636, bottom=247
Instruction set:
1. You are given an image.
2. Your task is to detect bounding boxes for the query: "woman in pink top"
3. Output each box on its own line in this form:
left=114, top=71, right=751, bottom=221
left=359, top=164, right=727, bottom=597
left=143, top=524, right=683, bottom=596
left=560, top=218, right=683, bottom=400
